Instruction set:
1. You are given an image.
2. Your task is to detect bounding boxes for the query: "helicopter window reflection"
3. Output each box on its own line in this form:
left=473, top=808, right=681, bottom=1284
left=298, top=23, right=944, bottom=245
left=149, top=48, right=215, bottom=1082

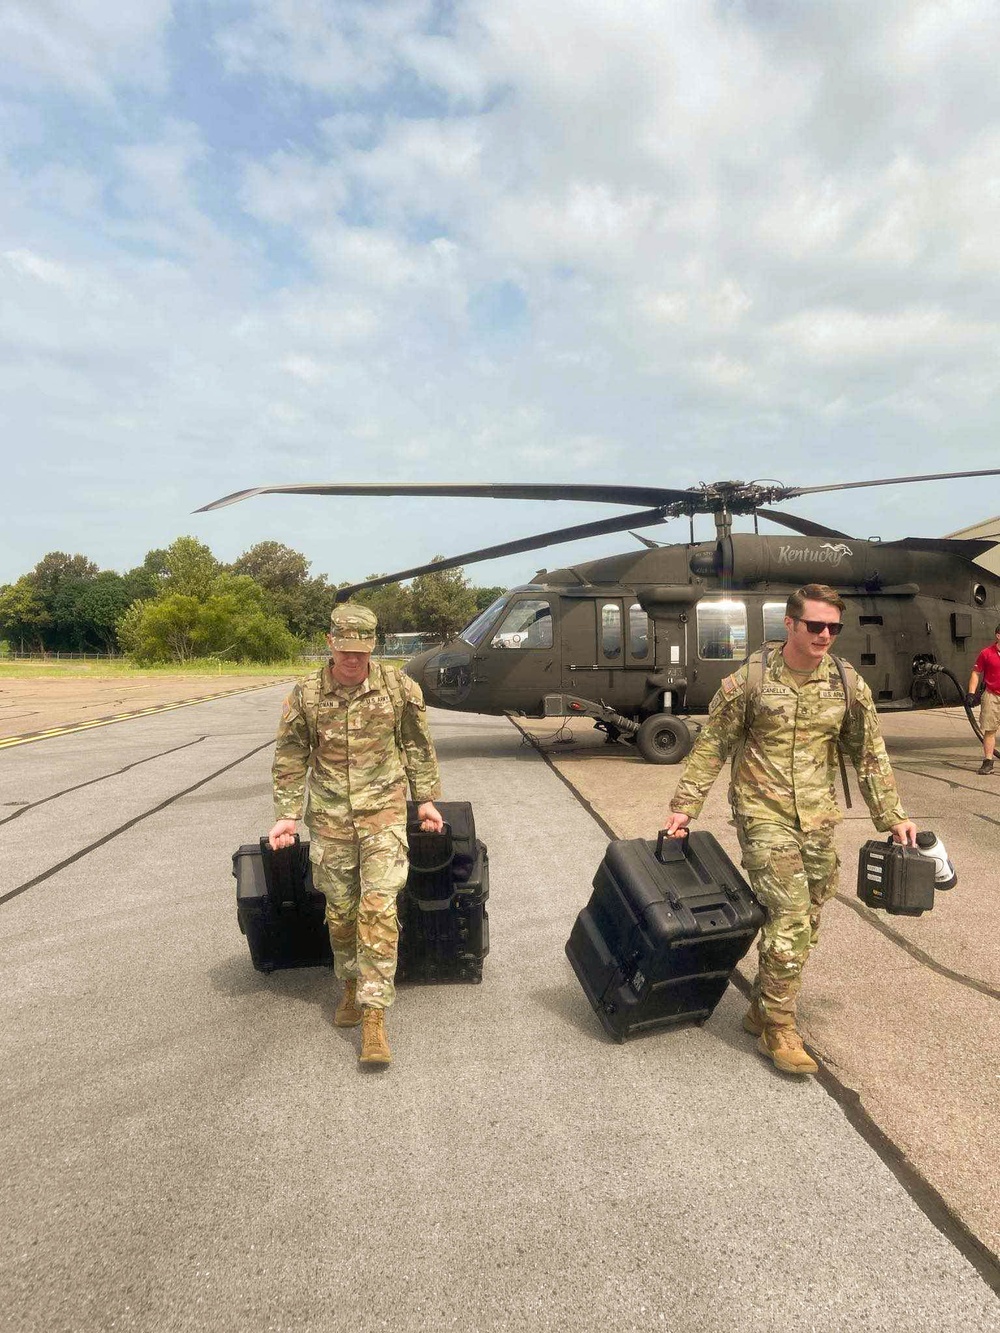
left=601, top=603, right=622, bottom=658
left=697, top=599, right=747, bottom=660
left=762, top=602, right=789, bottom=643
left=461, top=596, right=510, bottom=646
left=491, top=599, right=553, bottom=650
left=629, top=604, right=649, bottom=659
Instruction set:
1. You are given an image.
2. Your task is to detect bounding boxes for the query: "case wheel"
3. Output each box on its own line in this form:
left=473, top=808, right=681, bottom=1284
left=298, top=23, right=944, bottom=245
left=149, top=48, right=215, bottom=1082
left=636, top=714, right=693, bottom=765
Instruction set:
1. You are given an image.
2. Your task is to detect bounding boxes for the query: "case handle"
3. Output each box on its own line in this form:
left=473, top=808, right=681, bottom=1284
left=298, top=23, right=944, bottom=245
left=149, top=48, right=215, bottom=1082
left=655, top=828, right=690, bottom=863
left=406, top=820, right=454, bottom=873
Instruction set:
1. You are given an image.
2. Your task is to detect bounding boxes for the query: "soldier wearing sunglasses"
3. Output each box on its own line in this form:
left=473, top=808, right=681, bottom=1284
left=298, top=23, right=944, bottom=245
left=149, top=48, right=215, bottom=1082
left=664, top=583, right=917, bottom=1076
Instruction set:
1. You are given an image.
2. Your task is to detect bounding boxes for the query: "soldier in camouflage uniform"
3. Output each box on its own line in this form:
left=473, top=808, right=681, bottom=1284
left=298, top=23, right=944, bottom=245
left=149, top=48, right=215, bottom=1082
left=268, top=603, right=443, bottom=1067
left=664, top=584, right=917, bottom=1076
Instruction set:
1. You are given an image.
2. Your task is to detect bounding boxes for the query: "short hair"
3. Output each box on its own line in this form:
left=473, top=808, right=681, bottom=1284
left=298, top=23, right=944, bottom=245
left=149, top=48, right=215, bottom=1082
left=995, top=622, right=1000, bottom=634
left=786, top=584, right=846, bottom=619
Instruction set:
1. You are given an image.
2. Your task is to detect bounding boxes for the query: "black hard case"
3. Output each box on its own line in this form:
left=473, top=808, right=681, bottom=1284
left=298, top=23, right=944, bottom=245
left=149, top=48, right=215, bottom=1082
left=857, top=838, right=935, bottom=916
left=232, top=802, right=489, bottom=981
left=396, top=800, right=490, bottom=985
left=565, top=831, right=765, bottom=1042
left=234, top=837, right=332, bottom=973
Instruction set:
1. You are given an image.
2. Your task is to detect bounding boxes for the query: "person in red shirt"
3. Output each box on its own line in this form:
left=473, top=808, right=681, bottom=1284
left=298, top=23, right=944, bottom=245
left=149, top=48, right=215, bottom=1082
left=967, top=623, right=1000, bottom=775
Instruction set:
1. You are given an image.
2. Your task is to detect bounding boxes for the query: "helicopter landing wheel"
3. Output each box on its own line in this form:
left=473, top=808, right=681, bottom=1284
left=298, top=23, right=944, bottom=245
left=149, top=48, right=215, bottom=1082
left=635, top=714, right=693, bottom=765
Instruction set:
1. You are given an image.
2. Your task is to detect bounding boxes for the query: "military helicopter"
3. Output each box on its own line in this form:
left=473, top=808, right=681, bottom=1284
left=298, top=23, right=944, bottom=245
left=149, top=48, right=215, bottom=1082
left=198, top=469, right=1000, bottom=763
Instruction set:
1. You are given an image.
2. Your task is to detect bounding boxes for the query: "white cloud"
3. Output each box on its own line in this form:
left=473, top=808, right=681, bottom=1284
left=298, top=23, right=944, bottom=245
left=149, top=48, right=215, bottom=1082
left=4, top=0, right=1000, bottom=584
left=773, top=306, right=986, bottom=365
left=0, top=0, right=171, bottom=100
left=3, top=247, right=77, bottom=288
left=215, top=0, right=436, bottom=93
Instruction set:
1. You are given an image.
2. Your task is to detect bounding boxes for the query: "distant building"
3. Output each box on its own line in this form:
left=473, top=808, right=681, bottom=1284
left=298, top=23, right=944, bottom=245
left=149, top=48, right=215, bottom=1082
left=945, top=516, right=1000, bottom=576
left=380, top=632, right=442, bottom=657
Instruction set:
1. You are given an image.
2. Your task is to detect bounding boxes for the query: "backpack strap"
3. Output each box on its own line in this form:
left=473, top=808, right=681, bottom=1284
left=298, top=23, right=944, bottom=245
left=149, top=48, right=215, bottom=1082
left=299, top=670, right=322, bottom=756
left=831, top=653, right=859, bottom=809
left=378, top=660, right=406, bottom=753
left=728, top=645, right=768, bottom=811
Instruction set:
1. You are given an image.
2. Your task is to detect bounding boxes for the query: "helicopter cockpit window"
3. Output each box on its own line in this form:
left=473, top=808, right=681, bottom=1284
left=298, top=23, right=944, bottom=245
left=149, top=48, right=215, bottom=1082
left=601, top=603, right=622, bottom=658
left=697, top=599, right=748, bottom=660
left=628, top=604, right=649, bottom=659
left=491, top=599, right=553, bottom=650
left=762, top=602, right=789, bottom=643
left=461, top=595, right=510, bottom=646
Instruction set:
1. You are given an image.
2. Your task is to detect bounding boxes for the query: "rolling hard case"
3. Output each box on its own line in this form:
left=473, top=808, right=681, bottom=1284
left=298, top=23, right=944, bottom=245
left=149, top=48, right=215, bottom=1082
left=233, top=803, right=489, bottom=981
left=234, top=836, right=332, bottom=973
left=396, top=800, right=490, bottom=984
left=857, top=837, right=935, bottom=916
left=565, top=830, right=765, bottom=1041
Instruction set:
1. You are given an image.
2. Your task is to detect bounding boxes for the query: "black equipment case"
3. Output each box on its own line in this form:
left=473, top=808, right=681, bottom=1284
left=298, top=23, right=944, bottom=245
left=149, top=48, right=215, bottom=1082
left=232, top=801, right=489, bottom=981
left=234, top=836, right=332, bottom=973
left=565, top=830, right=765, bottom=1042
left=396, top=800, right=489, bottom=984
left=857, top=837, right=935, bottom=916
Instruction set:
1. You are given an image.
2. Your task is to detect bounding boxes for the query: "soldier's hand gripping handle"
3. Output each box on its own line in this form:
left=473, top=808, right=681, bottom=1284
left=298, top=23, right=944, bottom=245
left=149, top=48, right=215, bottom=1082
left=416, top=801, right=444, bottom=833
left=663, top=813, right=690, bottom=839
left=268, top=818, right=298, bottom=851
left=890, top=819, right=918, bottom=847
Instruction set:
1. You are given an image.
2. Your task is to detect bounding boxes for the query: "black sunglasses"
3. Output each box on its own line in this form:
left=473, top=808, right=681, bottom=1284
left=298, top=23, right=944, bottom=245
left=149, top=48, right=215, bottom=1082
left=794, top=618, right=843, bottom=636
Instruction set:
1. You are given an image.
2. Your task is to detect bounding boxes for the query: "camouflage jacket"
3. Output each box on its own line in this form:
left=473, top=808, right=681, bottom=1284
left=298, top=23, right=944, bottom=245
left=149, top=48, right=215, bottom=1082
left=669, top=649, right=907, bottom=833
left=272, top=660, right=442, bottom=840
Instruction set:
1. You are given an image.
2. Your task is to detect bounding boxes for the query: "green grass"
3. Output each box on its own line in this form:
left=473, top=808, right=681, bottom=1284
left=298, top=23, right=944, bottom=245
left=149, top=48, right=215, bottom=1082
left=0, top=657, right=307, bottom=680
left=0, top=655, right=406, bottom=680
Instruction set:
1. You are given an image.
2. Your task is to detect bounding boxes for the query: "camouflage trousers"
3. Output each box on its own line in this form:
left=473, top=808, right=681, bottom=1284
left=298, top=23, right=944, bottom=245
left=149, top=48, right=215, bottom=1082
left=309, top=826, right=409, bottom=1010
left=736, top=820, right=839, bottom=1030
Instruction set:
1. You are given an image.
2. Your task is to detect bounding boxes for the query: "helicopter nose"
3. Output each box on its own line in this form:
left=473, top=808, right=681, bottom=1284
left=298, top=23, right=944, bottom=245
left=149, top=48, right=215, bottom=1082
left=405, top=643, right=473, bottom=707
left=403, top=648, right=434, bottom=691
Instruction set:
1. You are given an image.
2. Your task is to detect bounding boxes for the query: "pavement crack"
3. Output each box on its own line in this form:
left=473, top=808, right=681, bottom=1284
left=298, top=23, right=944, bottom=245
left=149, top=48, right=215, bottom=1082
left=0, top=736, right=209, bottom=826
left=835, top=892, right=1000, bottom=1001
left=0, top=738, right=274, bottom=908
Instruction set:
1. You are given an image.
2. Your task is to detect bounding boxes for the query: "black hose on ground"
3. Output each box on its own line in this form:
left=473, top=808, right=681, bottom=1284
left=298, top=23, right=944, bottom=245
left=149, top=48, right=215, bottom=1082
left=917, top=664, right=985, bottom=744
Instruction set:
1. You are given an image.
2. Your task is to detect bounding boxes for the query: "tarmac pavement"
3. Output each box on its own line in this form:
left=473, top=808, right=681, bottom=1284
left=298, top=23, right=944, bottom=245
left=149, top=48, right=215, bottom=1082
left=1, top=691, right=999, bottom=1332
left=525, top=703, right=1000, bottom=1266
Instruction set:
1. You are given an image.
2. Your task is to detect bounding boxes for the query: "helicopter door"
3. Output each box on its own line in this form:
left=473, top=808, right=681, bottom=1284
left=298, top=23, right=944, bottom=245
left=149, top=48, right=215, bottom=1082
left=471, top=594, right=559, bottom=713
left=561, top=598, right=652, bottom=709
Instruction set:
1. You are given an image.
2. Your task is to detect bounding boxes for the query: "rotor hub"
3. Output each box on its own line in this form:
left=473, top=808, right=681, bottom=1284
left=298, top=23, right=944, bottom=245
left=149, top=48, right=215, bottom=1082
left=663, top=480, right=795, bottom=518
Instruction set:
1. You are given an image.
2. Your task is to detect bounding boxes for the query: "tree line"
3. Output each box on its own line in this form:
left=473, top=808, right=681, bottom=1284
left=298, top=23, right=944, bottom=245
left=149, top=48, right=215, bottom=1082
left=0, top=539, right=505, bottom=664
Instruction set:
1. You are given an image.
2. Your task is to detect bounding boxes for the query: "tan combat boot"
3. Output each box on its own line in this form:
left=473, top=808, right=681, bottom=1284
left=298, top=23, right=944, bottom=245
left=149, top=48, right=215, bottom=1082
left=757, top=1026, right=818, bottom=1075
left=334, top=979, right=363, bottom=1028
left=359, top=1007, right=392, bottom=1066
left=742, top=999, right=765, bottom=1037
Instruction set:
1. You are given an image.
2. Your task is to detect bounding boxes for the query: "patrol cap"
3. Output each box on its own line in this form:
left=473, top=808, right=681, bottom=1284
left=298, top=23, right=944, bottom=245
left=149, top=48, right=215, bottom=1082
left=329, top=603, right=378, bottom=652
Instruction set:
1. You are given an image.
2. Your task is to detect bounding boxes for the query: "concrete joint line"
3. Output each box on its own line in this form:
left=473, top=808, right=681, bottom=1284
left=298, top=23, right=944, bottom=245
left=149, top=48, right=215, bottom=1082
left=0, top=738, right=274, bottom=908
left=0, top=736, right=207, bottom=827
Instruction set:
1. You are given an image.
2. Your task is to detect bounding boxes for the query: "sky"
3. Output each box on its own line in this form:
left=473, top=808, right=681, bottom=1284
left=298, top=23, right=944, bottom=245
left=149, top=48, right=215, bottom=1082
left=3, top=0, right=1000, bottom=591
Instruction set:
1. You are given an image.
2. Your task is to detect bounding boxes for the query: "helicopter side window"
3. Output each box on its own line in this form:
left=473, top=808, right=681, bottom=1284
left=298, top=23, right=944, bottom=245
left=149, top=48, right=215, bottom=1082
left=697, top=599, right=748, bottom=660
left=762, top=602, right=789, bottom=644
left=601, top=603, right=622, bottom=659
left=628, top=604, right=649, bottom=660
left=491, top=599, right=553, bottom=650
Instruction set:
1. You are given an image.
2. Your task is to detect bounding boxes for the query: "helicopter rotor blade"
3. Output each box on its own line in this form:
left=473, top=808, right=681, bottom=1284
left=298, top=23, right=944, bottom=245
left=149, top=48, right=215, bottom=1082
left=784, top=467, right=1000, bottom=500
left=333, top=507, right=670, bottom=601
left=754, top=509, right=854, bottom=540
left=194, top=482, right=695, bottom=513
